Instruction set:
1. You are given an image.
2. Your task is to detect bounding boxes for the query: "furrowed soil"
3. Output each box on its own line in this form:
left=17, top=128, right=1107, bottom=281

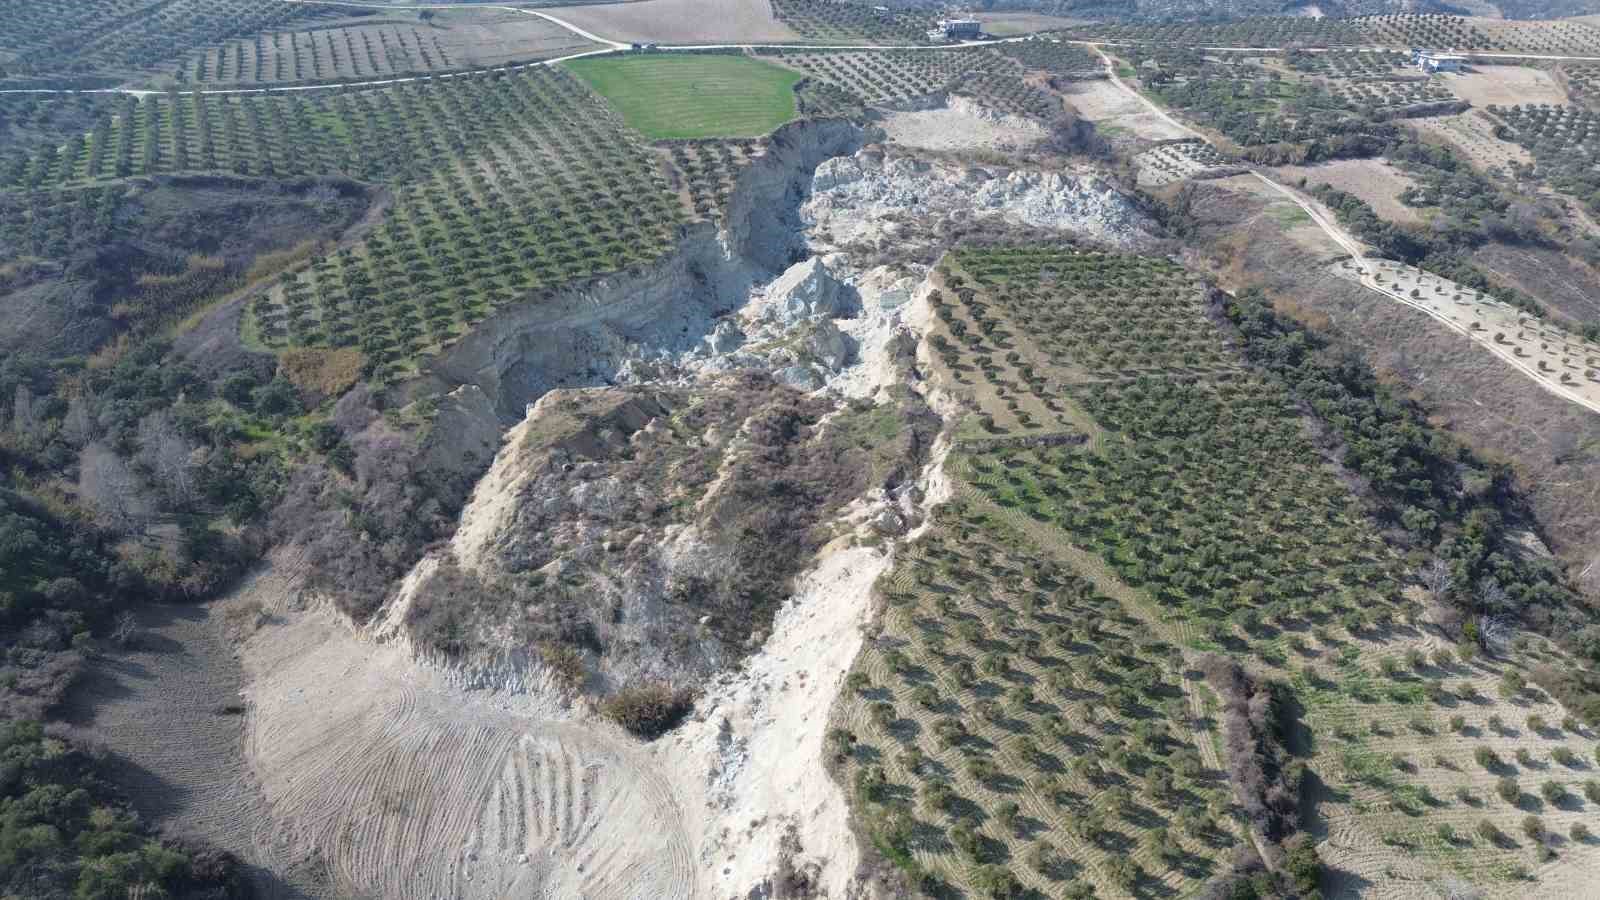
left=237, top=560, right=695, bottom=900
left=546, top=0, right=800, bottom=44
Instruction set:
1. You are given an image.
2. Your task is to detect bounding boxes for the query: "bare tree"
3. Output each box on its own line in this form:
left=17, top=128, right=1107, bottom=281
left=111, top=611, right=139, bottom=648
left=1421, top=559, right=1453, bottom=601
left=136, top=409, right=201, bottom=508
left=1476, top=577, right=1514, bottom=615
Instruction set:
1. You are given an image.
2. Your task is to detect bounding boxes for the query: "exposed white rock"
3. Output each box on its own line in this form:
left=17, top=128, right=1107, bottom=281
left=805, top=149, right=1152, bottom=249
left=751, top=256, right=855, bottom=325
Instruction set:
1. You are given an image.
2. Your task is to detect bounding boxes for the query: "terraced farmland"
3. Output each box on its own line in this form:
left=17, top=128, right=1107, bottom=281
left=841, top=244, right=1600, bottom=896
left=770, top=0, right=931, bottom=45
left=243, top=69, right=682, bottom=381
left=179, top=10, right=595, bottom=86
left=0, top=0, right=333, bottom=79
left=762, top=47, right=1059, bottom=120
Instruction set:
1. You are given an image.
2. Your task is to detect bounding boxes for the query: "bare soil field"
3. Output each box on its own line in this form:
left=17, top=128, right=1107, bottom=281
left=1445, top=65, right=1569, bottom=107
left=1409, top=111, right=1531, bottom=175
left=1061, top=78, right=1192, bottom=142
left=233, top=556, right=694, bottom=900
left=972, top=12, right=1087, bottom=36
left=546, top=0, right=800, bottom=44
left=881, top=95, right=1046, bottom=152
left=1274, top=158, right=1425, bottom=225
left=57, top=576, right=330, bottom=899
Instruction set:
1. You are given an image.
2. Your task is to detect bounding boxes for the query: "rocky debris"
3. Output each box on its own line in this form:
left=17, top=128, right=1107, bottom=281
left=804, top=319, right=856, bottom=371
left=706, top=319, right=745, bottom=354
left=776, top=364, right=824, bottom=391
left=422, top=384, right=501, bottom=475
left=752, top=256, right=857, bottom=325
left=856, top=264, right=920, bottom=310
left=805, top=149, right=1153, bottom=250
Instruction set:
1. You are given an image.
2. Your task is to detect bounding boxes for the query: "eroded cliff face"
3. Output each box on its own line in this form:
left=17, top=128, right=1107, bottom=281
left=225, top=108, right=1167, bottom=900
left=380, top=373, right=936, bottom=691
left=425, top=119, right=866, bottom=418
left=380, top=121, right=1161, bottom=690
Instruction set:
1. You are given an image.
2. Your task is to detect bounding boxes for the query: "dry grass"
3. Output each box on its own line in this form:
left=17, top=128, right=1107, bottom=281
left=972, top=12, right=1087, bottom=37
left=1273, top=159, right=1424, bottom=226
left=279, top=346, right=364, bottom=402
left=1409, top=112, right=1532, bottom=175
left=1060, top=79, right=1191, bottom=143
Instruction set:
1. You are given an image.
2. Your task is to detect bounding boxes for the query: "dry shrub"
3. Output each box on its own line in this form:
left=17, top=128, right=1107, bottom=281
left=538, top=641, right=587, bottom=690
left=279, top=347, right=365, bottom=405
left=600, top=683, right=693, bottom=740
left=1195, top=654, right=1311, bottom=882
left=222, top=597, right=267, bottom=637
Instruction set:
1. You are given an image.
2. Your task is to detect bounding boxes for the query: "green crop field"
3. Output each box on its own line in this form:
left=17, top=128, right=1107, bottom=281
left=564, top=52, right=802, bottom=140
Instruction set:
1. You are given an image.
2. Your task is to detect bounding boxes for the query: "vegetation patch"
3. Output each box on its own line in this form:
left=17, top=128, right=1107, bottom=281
left=565, top=53, right=802, bottom=140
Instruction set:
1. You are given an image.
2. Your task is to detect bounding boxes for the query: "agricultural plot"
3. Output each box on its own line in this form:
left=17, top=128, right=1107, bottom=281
left=565, top=53, right=801, bottom=140
left=1336, top=258, right=1600, bottom=405
left=1065, top=17, right=1370, bottom=49
left=659, top=138, right=766, bottom=222
left=0, top=0, right=333, bottom=80
left=1061, top=78, right=1193, bottom=143
left=971, top=13, right=1087, bottom=38
left=1485, top=102, right=1600, bottom=212
left=1353, top=14, right=1501, bottom=51
left=180, top=10, right=594, bottom=86
left=1408, top=111, right=1532, bottom=176
left=1272, top=158, right=1424, bottom=225
left=853, top=243, right=1600, bottom=895
left=1136, top=140, right=1233, bottom=187
left=1286, top=52, right=1458, bottom=115
left=238, top=67, right=683, bottom=382
left=0, top=67, right=649, bottom=189
left=1140, top=51, right=1368, bottom=150
left=769, top=0, right=931, bottom=45
left=835, top=500, right=1243, bottom=898
left=543, top=0, right=801, bottom=45
left=185, top=22, right=457, bottom=86
left=1278, top=628, right=1600, bottom=893
left=0, top=93, right=121, bottom=157
left=994, top=38, right=1104, bottom=80
left=1557, top=62, right=1600, bottom=108
left=763, top=48, right=1014, bottom=106
left=763, top=47, right=1061, bottom=121
left=1444, top=65, right=1569, bottom=109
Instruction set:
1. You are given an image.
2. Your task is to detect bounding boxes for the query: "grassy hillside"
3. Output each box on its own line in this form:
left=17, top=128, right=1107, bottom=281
left=565, top=52, right=802, bottom=139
